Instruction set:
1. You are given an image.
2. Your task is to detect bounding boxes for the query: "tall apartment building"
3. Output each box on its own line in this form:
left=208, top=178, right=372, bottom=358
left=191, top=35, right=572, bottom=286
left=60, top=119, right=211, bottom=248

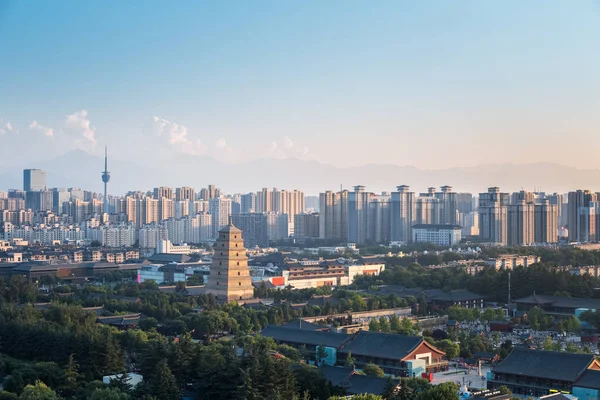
left=456, top=193, right=474, bottom=213
left=231, top=213, right=269, bottom=248
left=567, top=190, right=598, bottom=242
left=507, top=200, right=535, bottom=246
left=174, top=200, right=190, bottom=219
left=137, top=197, right=159, bottom=227
left=294, top=213, right=320, bottom=240
left=240, top=193, right=257, bottom=213
left=319, top=189, right=348, bottom=242
left=199, top=184, right=220, bottom=200
left=435, top=186, right=458, bottom=225
left=158, top=197, right=175, bottom=221
left=546, top=193, right=564, bottom=227
left=209, top=197, right=232, bottom=238
left=348, top=185, right=372, bottom=245
left=368, top=194, right=391, bottom=244
left=175, top=187, right=195, bottom=201
left=415, top=195, right=441, bottom=225
left=535, top=199, right=559, bottom=243
left=23, top=169, right=46, bottom=191
left=153, top=186, right=174, bottom=200
left=390, top=185, right=415, bottom=244
left=479, top=187, right=509, bottom=245
left=255, top=188, right=272, bottom=213
left=266, top=212, right=289, bottom=241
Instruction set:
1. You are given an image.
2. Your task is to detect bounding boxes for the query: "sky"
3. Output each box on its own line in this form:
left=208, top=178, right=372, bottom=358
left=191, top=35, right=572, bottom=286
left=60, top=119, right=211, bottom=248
left=0, top=1, right=599, bottom=170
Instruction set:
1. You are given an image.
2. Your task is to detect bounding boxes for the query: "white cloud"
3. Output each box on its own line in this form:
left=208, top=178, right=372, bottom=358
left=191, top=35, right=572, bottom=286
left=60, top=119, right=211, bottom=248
left=152, top=116, right=207, bottom=155
left=5, top=122, right=13, bottom=132
left=65, top=110, right=96, bottom=145
left=215, top=138, right=228, bottom=149
left=283, top=136, right=294, bottom=149
left=29, top=120, right=55, bottom=137
left=266, top=137, right=308, bottom=159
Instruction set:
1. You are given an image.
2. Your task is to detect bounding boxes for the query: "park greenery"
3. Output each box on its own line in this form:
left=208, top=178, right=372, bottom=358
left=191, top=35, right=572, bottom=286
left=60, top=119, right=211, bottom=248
left=2, top=245, right=600, bottom=398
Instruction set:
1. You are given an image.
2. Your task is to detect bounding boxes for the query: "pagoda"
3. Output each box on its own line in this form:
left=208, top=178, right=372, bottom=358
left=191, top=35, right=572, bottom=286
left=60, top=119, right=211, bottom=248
left=205, top=222, right=254, bottom=303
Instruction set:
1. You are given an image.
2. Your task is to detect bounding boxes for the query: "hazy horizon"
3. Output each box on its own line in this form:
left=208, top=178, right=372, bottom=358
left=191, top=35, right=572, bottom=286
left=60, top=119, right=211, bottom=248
left=1, top=1, right=599, bottom=171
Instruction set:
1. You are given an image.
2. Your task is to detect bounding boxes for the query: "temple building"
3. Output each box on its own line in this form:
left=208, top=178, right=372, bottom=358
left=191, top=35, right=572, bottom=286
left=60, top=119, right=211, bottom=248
left=205, top=222, right=254, bottom=303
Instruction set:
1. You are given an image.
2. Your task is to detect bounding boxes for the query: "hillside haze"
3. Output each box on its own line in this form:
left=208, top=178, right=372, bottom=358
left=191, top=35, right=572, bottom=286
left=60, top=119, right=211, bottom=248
left=0, top=150, right=597, bottom=195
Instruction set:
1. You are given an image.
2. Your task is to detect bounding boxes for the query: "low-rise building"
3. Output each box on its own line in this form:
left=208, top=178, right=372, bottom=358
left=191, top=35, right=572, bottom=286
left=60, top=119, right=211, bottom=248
left=484, top=255, right=541, bottom=270
left=412, top=224, right=462, bottom=246
left=487, top=348, right=600, bottom=398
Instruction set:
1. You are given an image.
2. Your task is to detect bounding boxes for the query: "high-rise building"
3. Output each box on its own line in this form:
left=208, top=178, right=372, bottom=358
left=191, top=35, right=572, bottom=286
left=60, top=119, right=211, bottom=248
left=435, top=186, right=458, bottom=225
left=479, top=187, right=509, bottom=245
left=391, top=185, right=415, bottom=244
left=158, top=197, right=174, bottom=221
left=209, top=197, right=232, bottom=238
left=456, top=193, right=474, bottom=214
left=175, top=186, right=195, bottom=201
left=266, top=212, right=289, bottom=242
left=368, top=194, right=391, bottom=244
left=294, top=213, right=320, bottom=240
left=511, top=190, right=536, bottom=205
left=535, top=199, right=559, bottom=243
left=567, top=190, right=598, bottom=242
left=137, top=197, right=159, bottom=227
left=153, top=186, right=174, bottom=200
left=348, top=185, right=371, bottom=245
left=231, top=213, right=269, bottom=248
left=25, top=190, right=53, bottom=212
left=319, top=189, right=348, bottom=242
left=240, top=193, right=257, bottom=213
left=23, top=169, right=46, bottom=191
left=199, top=185, right=220, bottom=200
left=256, top=188, right=273, bottom=213
left=546, top=193, right=564, bottom=227
left=415, top=195, right=441, bottom=225
left=507, top=200, right=535, bottom=246
left=205, top=223, right=254, bottom=303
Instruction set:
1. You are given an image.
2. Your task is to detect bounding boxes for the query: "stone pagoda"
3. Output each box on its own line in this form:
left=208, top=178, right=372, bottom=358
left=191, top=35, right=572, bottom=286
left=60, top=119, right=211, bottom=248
left=205, top=222, right=254, bottom=303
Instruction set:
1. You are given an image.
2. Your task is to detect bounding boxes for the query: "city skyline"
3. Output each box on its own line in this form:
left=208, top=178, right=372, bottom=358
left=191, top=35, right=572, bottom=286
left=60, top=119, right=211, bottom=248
left=1, top=1, right=599, bottom=170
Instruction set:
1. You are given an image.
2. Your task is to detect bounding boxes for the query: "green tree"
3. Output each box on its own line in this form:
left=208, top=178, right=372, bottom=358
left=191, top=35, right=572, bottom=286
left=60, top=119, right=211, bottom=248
left=378, top=317, right=391, bottom=333
left=435, top=339, right=459, bottom=360
left=362, top=363, right=385, bottom=378
left=345, top=352, right=356, bottom=369
left=368, top=319, right=380, bottom=332
left=89, top=388, right=132, bottom=400
left=416, top=382, right=459, bottom=400
left=18, top=381, right=58, bottom=400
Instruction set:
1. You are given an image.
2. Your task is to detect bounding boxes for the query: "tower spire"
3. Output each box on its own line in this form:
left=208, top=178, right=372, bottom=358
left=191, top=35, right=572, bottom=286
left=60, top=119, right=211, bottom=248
left=101, top=146, right=111, bottom=214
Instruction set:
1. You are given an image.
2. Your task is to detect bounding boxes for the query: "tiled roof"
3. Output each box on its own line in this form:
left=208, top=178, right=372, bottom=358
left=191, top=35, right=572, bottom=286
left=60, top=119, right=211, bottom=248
left=575, top=369, right=600, bottom=390
left=261, top=325, right=350, bottom=348
left=338, top=331, right=422, bottom=360
left=514, top=293, right=600, bottom=310
left=492, top=348, right=593, bottom=382
left=280, top=319, right=326, bottom=331
left=320, top=365, right=394, bottom=395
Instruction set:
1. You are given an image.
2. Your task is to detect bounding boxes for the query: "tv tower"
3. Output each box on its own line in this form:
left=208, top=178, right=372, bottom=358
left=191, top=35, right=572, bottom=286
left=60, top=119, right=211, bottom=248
left=101, top=146, right=110, bottom=214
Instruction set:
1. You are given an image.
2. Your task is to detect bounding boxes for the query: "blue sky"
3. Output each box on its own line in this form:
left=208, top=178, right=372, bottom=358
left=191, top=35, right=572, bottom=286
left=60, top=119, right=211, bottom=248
left=0, top=1, right=599, bottom=168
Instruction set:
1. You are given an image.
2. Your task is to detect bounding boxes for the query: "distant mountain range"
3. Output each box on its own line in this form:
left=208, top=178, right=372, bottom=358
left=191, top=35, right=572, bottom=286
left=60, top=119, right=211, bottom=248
left=0, top=150, right=597, bottom=195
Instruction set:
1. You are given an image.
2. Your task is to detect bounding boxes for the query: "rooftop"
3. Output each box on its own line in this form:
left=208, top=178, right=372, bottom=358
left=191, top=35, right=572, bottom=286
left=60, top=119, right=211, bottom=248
left=574, top=369, right=600, bottom=390
left=338, top=330, right=429, bottom=360
left=492, top=348, right=594, bottom=382
left=261, top=325, right=351, bottom=348
left=514, top=293, right=600, bottom=310
left=320, top=365, right=394, bottom=396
